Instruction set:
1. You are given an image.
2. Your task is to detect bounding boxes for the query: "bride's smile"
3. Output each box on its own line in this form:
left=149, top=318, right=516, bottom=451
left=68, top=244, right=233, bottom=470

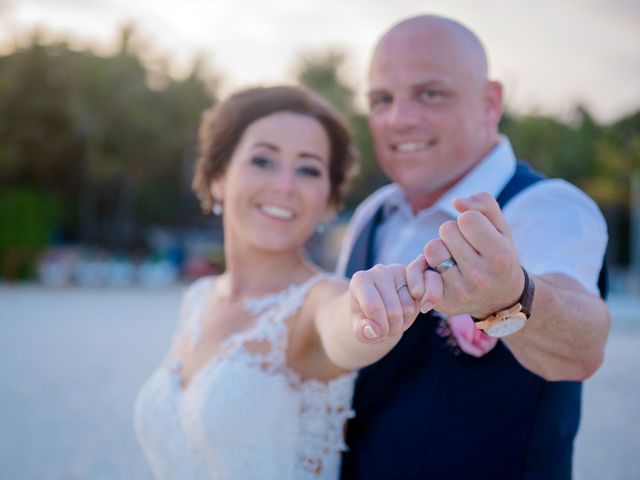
left=210, top=111, right=332, bottom=255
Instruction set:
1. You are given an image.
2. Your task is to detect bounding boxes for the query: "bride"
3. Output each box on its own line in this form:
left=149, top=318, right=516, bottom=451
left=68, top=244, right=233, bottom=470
left=134, top=86, right=433, bottom=479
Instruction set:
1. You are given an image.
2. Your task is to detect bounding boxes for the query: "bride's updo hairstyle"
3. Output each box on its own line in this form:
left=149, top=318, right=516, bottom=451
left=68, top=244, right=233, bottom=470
left=192, top=85, right=358, bottom=213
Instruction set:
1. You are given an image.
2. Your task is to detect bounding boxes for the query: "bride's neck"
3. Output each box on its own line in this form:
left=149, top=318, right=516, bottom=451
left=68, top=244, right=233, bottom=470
left=220, top=245, right=316, bottom=300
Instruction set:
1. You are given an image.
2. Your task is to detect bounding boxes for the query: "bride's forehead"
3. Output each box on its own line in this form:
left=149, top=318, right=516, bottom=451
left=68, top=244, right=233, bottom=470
left=237, top=113, right=330, bottom=154
left=245, top=112, right=323, bottom=134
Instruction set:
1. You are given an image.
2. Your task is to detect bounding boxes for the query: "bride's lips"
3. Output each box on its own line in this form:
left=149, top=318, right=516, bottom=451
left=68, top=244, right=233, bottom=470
left=257, top=203, right=296, bottom=221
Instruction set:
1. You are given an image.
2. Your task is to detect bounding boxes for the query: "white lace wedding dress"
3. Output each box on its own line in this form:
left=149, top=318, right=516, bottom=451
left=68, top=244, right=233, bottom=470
left=134, top=274, right=356, bottom=480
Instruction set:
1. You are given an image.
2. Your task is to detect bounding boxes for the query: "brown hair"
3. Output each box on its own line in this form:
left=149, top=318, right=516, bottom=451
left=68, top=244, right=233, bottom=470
left=192, top=85, right=358, bottom=212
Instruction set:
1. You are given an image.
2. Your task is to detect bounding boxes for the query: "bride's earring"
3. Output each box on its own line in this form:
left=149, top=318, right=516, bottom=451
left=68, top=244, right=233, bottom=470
left=315, top=222, right=326, bottom=234
left=212, top=199, right=223, bottom=216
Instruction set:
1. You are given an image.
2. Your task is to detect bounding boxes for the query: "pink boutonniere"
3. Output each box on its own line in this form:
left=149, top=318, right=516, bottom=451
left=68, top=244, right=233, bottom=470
left=436, top=314, right=498, bottom=357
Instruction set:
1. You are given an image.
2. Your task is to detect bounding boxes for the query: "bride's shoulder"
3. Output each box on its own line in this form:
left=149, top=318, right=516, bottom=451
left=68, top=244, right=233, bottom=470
left=179, top=275, right=217, bottom=316
left=306, top=273, right=348, bottom=306
left=184, top=274, right=217, bottom=295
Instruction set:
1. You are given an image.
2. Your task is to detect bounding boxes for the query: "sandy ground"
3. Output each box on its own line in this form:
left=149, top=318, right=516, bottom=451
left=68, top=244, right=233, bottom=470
left=0, top=284, right=638, bottom=479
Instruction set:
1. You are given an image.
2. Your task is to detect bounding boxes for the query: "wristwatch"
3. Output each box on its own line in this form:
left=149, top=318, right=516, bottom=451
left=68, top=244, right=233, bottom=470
left=472, top=267, right=535, bottom=338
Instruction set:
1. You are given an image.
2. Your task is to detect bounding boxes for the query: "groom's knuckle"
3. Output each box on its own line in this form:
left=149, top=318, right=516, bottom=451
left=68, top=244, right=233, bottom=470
left=423, top=242, right=437, bottom=260
left=458, top=210, right=481, bottom=229
left=439, top=220, right=458, bottom=240
left=476, top=191, right=493, bottom=205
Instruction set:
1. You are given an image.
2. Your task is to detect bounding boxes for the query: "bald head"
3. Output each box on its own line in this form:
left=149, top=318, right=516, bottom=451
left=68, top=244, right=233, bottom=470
left=366, top=15, right=503, bottom=210
left=371, top=15, right=489, bottom=85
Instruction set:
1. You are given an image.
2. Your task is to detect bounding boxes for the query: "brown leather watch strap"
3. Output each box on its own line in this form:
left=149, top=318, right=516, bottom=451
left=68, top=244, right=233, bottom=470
left=473, top=266, right=535, bottom=323
left=519, top=267, right=535, bottom=318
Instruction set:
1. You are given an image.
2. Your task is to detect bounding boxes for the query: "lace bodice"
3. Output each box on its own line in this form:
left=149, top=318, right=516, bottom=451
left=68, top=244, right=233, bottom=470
left=134, top=274, right=356, bottom=480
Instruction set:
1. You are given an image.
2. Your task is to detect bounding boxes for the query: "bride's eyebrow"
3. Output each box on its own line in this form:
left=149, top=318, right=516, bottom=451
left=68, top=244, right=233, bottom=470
left=252, top=142, right=279, bottom=151
left=253, top=142, right=325, bottom=164
left=299, top=152, right=325, bottom=164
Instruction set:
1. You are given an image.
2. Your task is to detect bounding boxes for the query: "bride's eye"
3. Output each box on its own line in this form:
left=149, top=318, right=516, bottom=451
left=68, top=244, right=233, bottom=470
left=250, top=155, right=273, bottom=169
left=297, top=165, right=322, bottom=178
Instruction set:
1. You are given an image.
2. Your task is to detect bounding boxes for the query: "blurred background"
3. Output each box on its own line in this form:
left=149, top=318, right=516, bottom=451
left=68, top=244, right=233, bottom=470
left=0, top=0, right=639, bottom=479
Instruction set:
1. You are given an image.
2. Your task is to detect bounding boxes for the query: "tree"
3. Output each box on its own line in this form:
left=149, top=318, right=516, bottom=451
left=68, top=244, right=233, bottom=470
left=0, top=26, right=218, bottom=257
left=293, top=49, right=356, bottom=117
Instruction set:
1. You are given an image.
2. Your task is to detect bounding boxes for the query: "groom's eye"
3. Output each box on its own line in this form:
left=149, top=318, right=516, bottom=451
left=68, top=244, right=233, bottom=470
left=419, top=88, right=445, bottom=103
left=369, top=93, right=393, bottom=111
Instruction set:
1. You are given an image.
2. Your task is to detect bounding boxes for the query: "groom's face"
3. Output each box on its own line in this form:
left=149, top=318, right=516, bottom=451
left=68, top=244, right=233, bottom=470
left=367, top=23, right=501, bottom=203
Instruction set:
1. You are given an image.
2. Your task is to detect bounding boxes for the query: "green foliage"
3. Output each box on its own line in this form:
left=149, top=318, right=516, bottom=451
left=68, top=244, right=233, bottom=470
left=293, top=49, right=356, bottom=116
left=0, top=35, right=638, bottom=268
left=0, top=187, right=62, bottom=249
left=0, top=27, right=216, bottom=251
left=0, top=187, right=64, bottom=279
left=346, top=114, right=388, bottom=209
left=501, top=106, right=640, bottom=208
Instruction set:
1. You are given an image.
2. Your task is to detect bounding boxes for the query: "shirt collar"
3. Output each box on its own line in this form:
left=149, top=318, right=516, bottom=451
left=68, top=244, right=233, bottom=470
left=381, top=185, right=410, bottom=218
left=435, top=136, right=516, bottom=217
left=381, top=136, right=517, bottom=219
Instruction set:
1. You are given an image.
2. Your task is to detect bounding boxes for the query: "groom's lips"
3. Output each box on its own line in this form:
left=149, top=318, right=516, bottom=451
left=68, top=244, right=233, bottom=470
left=391, top=139, right=437, bottom=153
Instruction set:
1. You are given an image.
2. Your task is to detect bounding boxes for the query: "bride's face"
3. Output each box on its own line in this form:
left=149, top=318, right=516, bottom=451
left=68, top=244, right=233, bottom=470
left=211, top=111, right=332, bottom=254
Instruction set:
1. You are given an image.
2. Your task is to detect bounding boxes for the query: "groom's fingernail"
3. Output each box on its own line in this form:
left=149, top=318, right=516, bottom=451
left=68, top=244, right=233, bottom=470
left=363, top=324, right=378, bottom=340
left=420, top=302, right=433, bottom=314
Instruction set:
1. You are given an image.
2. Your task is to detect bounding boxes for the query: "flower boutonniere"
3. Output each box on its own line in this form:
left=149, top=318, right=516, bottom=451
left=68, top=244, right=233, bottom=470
left=436, top=313, right=498, bottom=357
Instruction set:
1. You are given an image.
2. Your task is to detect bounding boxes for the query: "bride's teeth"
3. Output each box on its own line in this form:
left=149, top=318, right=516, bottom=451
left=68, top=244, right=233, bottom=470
left=396, top=142, right=427, bottom=152
left=260, top=205, right=294, bottom=220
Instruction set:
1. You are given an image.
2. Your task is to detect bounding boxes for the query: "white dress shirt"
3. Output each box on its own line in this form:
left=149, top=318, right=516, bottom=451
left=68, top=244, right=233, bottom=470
left=336, top=137, right=607, bottom=295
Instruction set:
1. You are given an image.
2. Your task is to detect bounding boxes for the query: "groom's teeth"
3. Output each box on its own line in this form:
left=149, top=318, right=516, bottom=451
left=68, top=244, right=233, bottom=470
left=396, top=142, right=428, bottom=152
left=260, top=205, right=294, bottom=220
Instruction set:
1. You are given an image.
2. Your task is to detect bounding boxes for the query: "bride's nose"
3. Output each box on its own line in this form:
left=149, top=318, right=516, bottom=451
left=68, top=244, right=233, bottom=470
left=271, top=168, right=296, bottom=194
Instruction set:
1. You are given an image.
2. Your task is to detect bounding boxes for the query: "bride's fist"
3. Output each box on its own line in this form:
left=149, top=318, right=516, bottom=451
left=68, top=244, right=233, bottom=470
left=349, top=263, right=421, bottom=343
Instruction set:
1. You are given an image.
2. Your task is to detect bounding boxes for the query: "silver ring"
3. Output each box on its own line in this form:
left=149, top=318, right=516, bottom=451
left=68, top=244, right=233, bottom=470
left=433, top=257, right=457, bottom=274
left=396, top=282, right=408, bottom=292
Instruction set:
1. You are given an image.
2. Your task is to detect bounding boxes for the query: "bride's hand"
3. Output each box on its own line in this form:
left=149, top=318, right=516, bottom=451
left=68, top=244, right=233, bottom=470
left=349, top=263, right=423, bottom=343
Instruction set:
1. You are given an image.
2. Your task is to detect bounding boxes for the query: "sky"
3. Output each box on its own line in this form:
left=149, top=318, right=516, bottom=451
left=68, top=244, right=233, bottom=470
left=1, top=0, right=639, bottom=122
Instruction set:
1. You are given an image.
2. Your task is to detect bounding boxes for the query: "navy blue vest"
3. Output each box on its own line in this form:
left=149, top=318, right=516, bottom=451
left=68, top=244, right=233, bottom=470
left=340, top=162, right=607, bottom=480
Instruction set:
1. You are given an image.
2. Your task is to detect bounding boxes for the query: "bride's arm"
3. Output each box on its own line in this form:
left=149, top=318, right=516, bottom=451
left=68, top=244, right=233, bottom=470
left=314, top=261, right=440, bottom=370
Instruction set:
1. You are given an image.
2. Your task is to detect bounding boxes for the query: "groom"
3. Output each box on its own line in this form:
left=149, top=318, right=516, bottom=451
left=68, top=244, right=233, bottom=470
left=337, top=15, right=610, bottom=479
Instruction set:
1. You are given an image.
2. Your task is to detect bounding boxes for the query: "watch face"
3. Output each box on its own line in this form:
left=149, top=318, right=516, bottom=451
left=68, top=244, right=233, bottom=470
left=485, top=317, right=526, bottom=338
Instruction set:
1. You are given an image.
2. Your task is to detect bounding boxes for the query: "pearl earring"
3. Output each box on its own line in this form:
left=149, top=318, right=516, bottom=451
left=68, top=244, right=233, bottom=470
left=315, top=223, right=326, bottom=234
left=212, top=200, right=223, bottom=216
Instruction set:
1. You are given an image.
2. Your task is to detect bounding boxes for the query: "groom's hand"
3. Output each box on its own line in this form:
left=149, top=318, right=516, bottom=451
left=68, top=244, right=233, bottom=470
left=423, top=192, right=525, bottom=318
left=349, top=264, right=422, bottom=343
